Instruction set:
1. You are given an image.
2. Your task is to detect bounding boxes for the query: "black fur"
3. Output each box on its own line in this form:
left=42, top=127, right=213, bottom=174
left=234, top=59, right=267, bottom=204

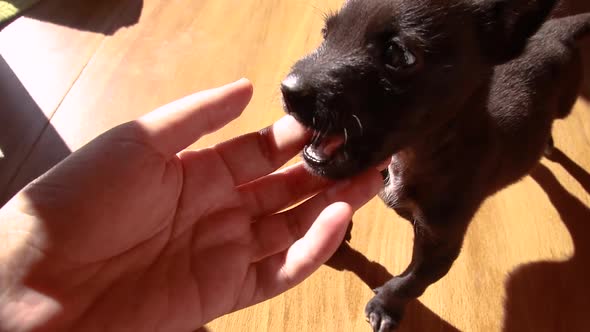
left=281, top=0, right=590, bottom=330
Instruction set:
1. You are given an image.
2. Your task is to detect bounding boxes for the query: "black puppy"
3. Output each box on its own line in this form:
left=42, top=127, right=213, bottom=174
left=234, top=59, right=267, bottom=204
left=280, top=0, right=590, bottom=330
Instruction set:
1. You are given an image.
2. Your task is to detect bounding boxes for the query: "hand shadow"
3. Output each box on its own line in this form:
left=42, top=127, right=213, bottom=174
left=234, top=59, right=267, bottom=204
left=502, top=149, right=590, bottom=331
left=327, top=243, right=461, bottom=332
left=1, top=0, right=143, bottom=35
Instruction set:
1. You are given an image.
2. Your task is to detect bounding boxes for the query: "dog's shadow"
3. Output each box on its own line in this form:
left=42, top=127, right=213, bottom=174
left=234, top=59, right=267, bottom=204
left=328, top=243, right=461, bottom=332
left=502, top=149, right=590, bottom=331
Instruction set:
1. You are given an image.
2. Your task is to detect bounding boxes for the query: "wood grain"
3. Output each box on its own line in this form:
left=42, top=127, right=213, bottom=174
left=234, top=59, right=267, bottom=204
left=1, top=0, right=589, bottom=331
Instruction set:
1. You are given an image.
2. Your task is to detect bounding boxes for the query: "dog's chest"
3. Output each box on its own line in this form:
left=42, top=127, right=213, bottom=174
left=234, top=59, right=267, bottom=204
left=379, top=155, right=421, bottom=221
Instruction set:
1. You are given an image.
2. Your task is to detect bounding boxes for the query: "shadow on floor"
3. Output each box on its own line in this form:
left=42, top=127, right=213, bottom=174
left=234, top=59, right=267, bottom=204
left=0, top=55, right=71, bottom=206
left=1, top=0, right=143, bottom=35
left=328, top=243, right=461, bottom=332
left=502, top=149, right=590, bottom=331
left=0, top=0, right=145, bottom=205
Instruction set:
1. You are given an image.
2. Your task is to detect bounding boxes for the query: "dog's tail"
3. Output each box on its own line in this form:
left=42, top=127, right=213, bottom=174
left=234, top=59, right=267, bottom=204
left=541, top=13, right=590, bottom=46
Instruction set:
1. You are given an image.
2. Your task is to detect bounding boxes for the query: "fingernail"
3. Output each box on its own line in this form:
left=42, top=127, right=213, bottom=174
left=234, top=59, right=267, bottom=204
left=234, top=77, right=250, bottom=85
left=221, top=78, right=250, bottom=90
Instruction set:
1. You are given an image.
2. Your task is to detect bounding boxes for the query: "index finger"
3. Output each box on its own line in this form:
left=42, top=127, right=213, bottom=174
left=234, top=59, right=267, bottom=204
left=137, top=78, right=253, bottom=157
left=213, top=115, right=310, bottom=185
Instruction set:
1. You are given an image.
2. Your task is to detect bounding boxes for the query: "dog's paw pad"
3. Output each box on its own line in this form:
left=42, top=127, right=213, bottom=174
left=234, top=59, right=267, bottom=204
left=365, top=298, right=401, bottom=332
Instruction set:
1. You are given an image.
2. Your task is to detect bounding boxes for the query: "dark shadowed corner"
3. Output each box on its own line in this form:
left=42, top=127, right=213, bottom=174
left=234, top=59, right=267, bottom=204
left=0, top=55, right=71, bottom=206
left=580, top=40, right=590, bottom=100
left=502, top=150, right=590, bottom=331
left=327, top=243, right=461, bottom=332
left=1, top=0, right=143, bottom=35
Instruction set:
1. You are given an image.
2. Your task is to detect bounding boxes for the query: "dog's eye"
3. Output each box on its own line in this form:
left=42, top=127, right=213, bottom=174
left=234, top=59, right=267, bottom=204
left=385, top=44, right=405, bottom=68
left=404, top=51, right=417, bottom=66
left=385, top=41, right=417, bottom=70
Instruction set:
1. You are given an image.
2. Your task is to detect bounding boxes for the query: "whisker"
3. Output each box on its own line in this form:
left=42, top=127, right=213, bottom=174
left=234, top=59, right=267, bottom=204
left=311, top=130, right=321, bottom=145
left=343, top=127, right=349, bottom=145
left=352, top=114, right=364, bottom=135
left=314, top=118, right=328, bottom=144
left=321, top=122, right=330, bottom=140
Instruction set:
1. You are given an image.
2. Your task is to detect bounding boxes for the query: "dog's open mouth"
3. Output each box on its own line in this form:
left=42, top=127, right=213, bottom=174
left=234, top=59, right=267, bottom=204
left=289, top=107, right=386, bottom=178
left=289, top=112, right=381, bottom=178
left=303, top=132, right=347, bottom=166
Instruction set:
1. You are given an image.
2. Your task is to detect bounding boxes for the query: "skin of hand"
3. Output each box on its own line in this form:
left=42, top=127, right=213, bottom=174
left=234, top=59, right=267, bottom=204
left=0, top=78, right=383, bottom=332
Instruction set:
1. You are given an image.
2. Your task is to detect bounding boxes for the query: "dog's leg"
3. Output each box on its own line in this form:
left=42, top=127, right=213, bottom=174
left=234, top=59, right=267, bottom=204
left=364, top=219, right=468, bottom=332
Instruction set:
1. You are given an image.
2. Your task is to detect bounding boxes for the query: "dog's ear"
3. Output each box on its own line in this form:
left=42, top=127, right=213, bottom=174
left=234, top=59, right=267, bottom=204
left=476, top=0, right=557, bottom=64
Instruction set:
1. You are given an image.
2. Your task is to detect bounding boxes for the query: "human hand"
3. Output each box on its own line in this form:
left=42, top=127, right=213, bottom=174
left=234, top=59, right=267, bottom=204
left=0, top=79, right=383, bottom=331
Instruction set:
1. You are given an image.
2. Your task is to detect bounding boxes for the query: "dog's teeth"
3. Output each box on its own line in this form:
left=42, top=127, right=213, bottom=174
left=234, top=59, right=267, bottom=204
left=311, top=131, right=320, bottom=145
left=305, top=136, right=345, bottom=163
left=305, top=145, right=324, bottom=161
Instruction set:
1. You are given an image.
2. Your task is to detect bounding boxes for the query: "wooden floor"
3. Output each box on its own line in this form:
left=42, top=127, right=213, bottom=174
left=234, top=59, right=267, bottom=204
left=1, top=0, right=590, bottom=331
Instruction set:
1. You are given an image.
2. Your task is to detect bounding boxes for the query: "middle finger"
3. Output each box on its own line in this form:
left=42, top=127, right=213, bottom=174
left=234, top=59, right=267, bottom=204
left=238, top=162, right=329, bottom=218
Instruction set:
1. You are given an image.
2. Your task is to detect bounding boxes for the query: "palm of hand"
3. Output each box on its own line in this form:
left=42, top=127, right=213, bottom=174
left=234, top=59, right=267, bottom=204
left=3, top=80, right=382, bottom=331
left=46, top=127, right=282, bottom=330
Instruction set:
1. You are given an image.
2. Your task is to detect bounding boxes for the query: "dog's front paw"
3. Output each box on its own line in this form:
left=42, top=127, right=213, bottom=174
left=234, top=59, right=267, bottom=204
left=364, top=296, right=402, bottom=332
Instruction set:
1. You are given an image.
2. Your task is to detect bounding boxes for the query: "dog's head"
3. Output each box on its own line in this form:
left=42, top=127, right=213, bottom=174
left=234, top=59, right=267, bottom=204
left=282, top=0, right=556, bottom=179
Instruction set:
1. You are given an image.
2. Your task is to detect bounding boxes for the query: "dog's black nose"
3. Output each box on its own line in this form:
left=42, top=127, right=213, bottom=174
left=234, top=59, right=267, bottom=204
left=281, top=75, right=315, bottom=118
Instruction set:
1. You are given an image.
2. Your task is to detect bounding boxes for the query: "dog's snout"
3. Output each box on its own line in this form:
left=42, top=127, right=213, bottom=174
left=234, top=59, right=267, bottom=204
left=281, top=75, right=315, bottom=117
left=281, top=74, right=309, bottom=97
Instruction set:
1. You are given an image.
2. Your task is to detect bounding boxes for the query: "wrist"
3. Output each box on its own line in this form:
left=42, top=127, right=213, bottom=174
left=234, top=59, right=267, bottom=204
left=0, top=285, right=65, bottom=332
left=0, top=196, right=72, bottom=332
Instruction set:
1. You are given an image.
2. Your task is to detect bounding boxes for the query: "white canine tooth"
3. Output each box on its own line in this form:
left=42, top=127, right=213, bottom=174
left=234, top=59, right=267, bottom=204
left=352, top=114, right=364, bottom=135
left=305, top=145, right=323, bottom=162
